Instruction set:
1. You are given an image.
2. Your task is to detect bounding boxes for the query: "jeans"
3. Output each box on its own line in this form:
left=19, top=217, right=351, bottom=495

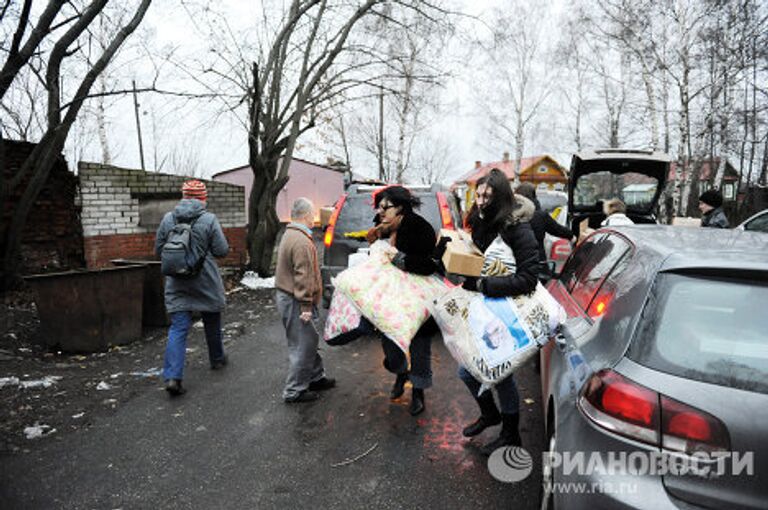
left=380, top=318, right=435, bottom=390
left=163, top=311, right=225, bottom=381
left=458, top=366, right=520, bottom=414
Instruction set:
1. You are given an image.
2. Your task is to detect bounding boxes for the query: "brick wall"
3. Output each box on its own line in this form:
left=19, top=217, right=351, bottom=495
left=78, top=163, right=247, bottom=268
left=2, top=140, right=85, bottom=275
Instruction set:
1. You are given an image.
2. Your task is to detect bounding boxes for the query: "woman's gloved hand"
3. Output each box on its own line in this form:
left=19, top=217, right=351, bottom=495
left=462, top=276, right=486, bottom=294
left=433, top=236, right=451, bottom=259
left=391, top=251, right=407, bottom=270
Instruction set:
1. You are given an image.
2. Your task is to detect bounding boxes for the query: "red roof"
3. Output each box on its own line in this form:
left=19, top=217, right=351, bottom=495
left=455, top=155, right=562, bottom=185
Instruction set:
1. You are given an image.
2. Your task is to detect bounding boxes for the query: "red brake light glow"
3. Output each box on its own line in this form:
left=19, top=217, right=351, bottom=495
left=579, top=369, right=660, bottom=445
left=660, top=396, right=730, bottom=454
left=601, top=381, right=655, bottom=426
left=594, top=300, right=607, bottom=315
left=436, top=192, right=455, bottom=230
left=324, top=194, right=347, bottom=248
left=578, top=369, right=730, bottom=454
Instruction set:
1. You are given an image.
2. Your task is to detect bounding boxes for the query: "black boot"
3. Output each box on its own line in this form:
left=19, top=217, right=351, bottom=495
left=409, top=387, right=425, bottom=416
left=463, top=392, right=502, bottom=437
left=480, top=412, right=522, bottom=456
left=390, top=372, right=408, bottom=400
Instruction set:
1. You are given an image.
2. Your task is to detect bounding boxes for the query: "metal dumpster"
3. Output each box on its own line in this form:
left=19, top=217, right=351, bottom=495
left=111, top=259, right=169, bottom=327
left=25, top=265, right=146, bottom=353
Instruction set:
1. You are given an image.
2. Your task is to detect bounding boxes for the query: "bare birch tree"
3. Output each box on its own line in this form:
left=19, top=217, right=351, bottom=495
left=475, top=3, right=552, bottom=184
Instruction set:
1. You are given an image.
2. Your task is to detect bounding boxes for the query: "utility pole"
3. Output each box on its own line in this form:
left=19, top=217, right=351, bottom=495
left=132, top=80, right=146, bottom=171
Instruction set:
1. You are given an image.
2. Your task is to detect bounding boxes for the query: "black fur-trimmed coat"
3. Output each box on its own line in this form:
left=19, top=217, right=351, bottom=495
left=466, top=196, right=539, bottom=297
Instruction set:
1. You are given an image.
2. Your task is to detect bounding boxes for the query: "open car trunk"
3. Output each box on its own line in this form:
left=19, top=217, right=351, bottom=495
left=568, top=149, right=671, bottom=232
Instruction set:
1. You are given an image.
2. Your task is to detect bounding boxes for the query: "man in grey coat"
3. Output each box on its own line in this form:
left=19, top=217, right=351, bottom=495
left=155, top=179, right=229, bottom=396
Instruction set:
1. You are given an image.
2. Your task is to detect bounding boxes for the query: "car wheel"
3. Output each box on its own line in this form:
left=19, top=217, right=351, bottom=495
left=540, top=423, right=557, bottom=510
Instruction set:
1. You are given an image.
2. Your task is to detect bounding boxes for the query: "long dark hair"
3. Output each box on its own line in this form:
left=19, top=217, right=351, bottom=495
left=373, top=185, right=421, bottom=214
left=467, top=168, right=516, bottom=228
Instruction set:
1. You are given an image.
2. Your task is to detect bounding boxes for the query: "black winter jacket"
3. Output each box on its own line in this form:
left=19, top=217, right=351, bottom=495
left=466, top=196, right=539, bottom=297
left=528, top=199, right=573, bottom=262
left=392, top=211, right=438, bottom=275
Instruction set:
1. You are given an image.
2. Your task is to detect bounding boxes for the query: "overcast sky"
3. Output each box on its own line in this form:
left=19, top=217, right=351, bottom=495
left=67, top=0, right=566, bottom=183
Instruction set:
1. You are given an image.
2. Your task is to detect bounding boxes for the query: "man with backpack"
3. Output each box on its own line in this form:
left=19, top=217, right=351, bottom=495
left=155, top=179, right=230, bottom=396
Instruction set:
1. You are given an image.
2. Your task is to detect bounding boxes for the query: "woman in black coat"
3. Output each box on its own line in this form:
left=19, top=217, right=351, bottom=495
left=363, top=185, right=438, bottom=416
left=460, top=169, right=539, bottom=455
left=515, top=182, right=574, bottom=280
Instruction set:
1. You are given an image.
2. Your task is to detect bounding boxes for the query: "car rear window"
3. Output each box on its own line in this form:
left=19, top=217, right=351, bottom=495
left=336, top=192, right=443, bottom=234
left=574, top=171, right=658, bottom=210
left=628, top=273, right=768, bottom=394
left=335, top=195, right=375, bottom=234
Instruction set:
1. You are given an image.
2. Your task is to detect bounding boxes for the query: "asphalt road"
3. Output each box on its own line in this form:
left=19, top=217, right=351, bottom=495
left=0, top=290, right=545, bottom=510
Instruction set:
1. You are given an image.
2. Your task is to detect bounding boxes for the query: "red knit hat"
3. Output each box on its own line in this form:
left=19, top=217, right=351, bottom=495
left=182, top=179, right=207, bottom=202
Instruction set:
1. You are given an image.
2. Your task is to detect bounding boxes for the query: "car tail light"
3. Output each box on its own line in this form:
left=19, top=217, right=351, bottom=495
left=661, top=396, right=730, bottom=454
left=587, top=286, right=615, bottom=317
left=436, top=192, right=455, bottom=230
left=550, top=239, right=571, bottom=260
left=589, top=297, right=609, bottom=317
left=579, top=369, right=660, bottom=445
left=579, top=370, right=730, bottom=453
left=323, top=194, right=347, bottom=248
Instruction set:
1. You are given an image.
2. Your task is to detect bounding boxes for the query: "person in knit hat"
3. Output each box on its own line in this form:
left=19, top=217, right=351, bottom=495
left=182, top=179, right=208, bottom=201
left=698, top=189, right=730, bottom=228
left=154, top=179, right=230, bottom=396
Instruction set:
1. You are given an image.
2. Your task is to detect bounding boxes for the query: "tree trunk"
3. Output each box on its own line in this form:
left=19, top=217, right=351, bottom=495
left=377, top=88, right=385, bottom=181
left=96, top=75, right=112, bottom=164
left=247, top=153, right=284, bottom=277
left=2, top=130, right=65, bottom=289
left=641, top=65, right=658, bottom=150
left=395, top=65, right=414, bottom=183
left=1, top=0, right=151, bottom=290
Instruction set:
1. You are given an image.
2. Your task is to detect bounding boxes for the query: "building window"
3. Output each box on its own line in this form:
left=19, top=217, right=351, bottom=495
left=538, top=165, right=548, bottom=173
left=723, top=183, right=735, bottom=200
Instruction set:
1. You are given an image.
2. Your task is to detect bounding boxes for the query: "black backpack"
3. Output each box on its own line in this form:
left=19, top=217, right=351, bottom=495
left=160, top=214, right=208, bottom=278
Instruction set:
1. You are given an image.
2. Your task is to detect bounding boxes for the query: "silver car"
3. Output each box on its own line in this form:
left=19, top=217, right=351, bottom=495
left=736, top=208, right=768, bottom=233
left=540, top=225, right=768, bottom=509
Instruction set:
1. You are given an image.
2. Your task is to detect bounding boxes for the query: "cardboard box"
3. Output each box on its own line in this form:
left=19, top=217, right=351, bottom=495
left=319, top=207, right=335, bottom=227
left=440, top=229, right=484, bottom=276
left=672, top=217, right=702, bottom=227
left=577, top=218, right=595, bottom=245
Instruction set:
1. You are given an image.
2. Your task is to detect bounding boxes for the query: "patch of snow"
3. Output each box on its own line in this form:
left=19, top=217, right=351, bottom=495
left=0, top=377, right=20, bottom=388
left=24, top=424, right=56, bottom=439
left=96, top=381, right=112, bottom=391
left=241, top=271, right=275, bottom=290
left=19, top=376, right=62, bottom=389
left=129, top=367, right=162, bottom=378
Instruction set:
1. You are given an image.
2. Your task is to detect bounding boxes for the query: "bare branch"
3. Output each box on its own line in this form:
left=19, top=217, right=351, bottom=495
left=0, top=0, right=64, bottom=99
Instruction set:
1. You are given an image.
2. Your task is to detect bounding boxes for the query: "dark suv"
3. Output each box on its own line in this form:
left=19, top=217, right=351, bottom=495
left=320, top=184, right=462, bottom=307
